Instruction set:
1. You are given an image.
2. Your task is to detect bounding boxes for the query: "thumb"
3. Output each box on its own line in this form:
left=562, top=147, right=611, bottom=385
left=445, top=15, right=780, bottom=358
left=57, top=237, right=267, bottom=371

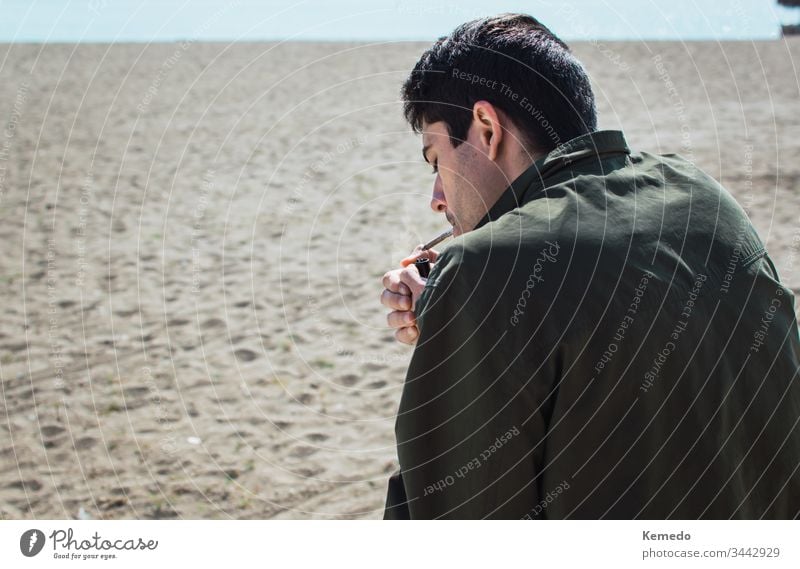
left=400, top=247, right=440, bottom=267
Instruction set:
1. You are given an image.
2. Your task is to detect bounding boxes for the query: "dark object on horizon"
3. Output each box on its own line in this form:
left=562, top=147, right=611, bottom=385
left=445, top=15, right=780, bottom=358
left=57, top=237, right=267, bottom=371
left=780, top=0, right=800, bottom=35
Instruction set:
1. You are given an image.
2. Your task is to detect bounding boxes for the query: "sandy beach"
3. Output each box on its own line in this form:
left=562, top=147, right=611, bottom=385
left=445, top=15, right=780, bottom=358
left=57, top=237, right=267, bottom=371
left=1, top=39, right=799, bottom=519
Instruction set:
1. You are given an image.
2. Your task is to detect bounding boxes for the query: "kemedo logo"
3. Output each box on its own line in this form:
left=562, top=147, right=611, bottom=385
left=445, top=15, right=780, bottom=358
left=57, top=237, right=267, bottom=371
left=20, top=529, right=46, bottom=557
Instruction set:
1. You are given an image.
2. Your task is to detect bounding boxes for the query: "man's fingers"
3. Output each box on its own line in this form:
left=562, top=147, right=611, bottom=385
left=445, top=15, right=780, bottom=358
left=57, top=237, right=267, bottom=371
left=398, top=268, right=426, bottom=308
left=382, top=269, right=412, bottom=295
left=400, top=247, right=440, bottom=267
left=386, top=310, right=416, bottom=329
left=381, top=289, right=412, bottom=311
left=395, top=325, right=419, bottom=345
left=382, top=267, right=425, bottom=310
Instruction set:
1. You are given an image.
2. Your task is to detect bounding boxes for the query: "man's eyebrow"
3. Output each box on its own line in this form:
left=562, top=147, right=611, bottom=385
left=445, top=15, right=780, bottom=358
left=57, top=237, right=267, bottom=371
left=422, top=144, right=432, bottom=164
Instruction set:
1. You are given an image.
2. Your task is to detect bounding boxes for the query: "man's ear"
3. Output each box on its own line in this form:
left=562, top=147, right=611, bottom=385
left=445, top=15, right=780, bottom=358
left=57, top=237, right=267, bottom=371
left=472, top=101, right=503, bottom=161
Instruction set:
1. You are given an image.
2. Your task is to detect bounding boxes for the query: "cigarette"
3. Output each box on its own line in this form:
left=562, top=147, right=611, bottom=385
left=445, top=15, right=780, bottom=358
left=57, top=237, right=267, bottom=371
left=422, top=228, right=453, bottom=250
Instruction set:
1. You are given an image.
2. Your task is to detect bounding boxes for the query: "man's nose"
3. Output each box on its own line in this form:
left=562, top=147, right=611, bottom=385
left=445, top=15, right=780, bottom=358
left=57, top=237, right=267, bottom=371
left=430, top=176, right=446, bottom=213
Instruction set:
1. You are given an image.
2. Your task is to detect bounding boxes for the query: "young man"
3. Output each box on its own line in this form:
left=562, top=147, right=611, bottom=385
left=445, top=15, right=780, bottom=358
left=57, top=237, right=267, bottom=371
left=380, top=13, right=800, bottom=519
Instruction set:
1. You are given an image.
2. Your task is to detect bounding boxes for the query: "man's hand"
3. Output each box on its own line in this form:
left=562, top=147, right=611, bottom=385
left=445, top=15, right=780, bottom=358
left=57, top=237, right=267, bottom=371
left=381, top=246, right=440, bottom=345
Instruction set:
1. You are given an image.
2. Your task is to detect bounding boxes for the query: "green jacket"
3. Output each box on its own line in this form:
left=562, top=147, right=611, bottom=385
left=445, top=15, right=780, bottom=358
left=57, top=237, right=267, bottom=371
left=384, top=130, right=800, bottom=519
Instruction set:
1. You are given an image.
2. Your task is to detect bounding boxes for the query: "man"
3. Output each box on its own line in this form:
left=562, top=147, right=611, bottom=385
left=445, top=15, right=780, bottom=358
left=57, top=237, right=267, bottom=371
left=380, top=13, right=800, bottom=519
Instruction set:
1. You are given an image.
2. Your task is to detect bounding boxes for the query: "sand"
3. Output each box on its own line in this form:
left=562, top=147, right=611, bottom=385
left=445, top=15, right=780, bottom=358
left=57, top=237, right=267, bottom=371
left=1, top=39, right=799, bottom=519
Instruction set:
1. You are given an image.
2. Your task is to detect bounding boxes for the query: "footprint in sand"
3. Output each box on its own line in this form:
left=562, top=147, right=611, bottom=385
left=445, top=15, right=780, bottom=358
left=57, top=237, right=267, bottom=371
left=1, top=341, right=28, bottom=353
left=40, top=424, right=66, bottom=438
left=121, top=386, right=150, bottom=410
left=337, top=374, right=359, bottom=387
left=295, top=466, right=324, bottom=478
left=123, top=386, right=149, bottom=398
left=306, top=432, right=329, bottom=442
left=6, top=479, right=43, bottom=492
left=74, top=436, right=97, bottom=451
left=289, top=445, right=318, bottom=458
left=201, top=318, right=226, bottom=330
left=234, top=348, right=259, bottom=362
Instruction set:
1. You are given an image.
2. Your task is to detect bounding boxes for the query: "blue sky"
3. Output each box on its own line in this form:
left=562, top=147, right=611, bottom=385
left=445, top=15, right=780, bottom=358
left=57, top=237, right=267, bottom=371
left=1, top=0, right=796, bottom=42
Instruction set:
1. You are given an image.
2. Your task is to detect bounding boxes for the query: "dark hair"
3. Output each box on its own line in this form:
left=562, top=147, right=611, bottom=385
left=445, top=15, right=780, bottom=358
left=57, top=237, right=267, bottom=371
left=401, top=13, right=597, bottom=154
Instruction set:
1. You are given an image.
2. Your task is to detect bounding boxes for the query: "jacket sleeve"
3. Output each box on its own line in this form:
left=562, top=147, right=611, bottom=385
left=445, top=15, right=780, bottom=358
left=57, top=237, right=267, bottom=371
left=387, top=247, right=558, bottom=519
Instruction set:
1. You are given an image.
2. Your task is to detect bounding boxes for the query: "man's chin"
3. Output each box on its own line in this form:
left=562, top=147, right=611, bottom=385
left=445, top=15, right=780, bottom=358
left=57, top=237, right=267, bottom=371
left=450, top=219, right=472, bottom=237
left=447, top=216, right=468, bottom=237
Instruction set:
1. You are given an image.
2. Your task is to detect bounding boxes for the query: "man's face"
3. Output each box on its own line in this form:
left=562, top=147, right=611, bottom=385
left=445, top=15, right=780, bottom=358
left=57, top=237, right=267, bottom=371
left=421, top=120, right=502, bottom=237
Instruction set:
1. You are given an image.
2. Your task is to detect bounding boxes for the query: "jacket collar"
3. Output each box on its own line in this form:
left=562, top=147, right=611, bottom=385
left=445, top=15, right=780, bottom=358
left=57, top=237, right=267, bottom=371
left=474, top=130, right=630, bottom=230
